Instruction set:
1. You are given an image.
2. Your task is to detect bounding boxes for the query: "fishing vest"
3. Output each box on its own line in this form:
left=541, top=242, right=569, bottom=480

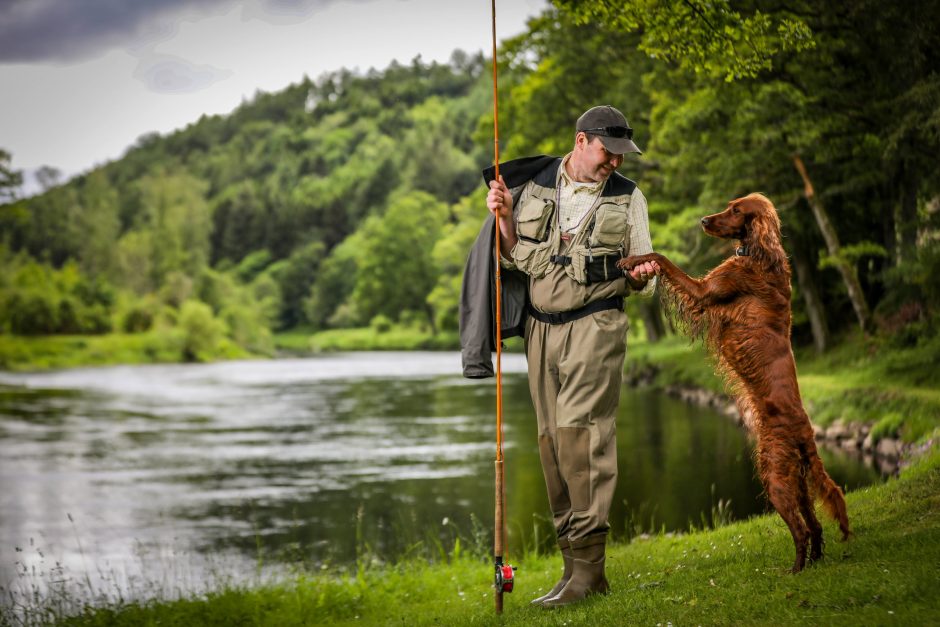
left=511, top=158, right=638, bottom=313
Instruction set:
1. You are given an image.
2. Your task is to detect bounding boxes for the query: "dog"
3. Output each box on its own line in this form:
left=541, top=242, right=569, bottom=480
left=619, top=193, right=850, bottom=573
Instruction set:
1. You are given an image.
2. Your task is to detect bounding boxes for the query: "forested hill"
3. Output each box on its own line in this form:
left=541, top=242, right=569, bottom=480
left=0, top=52, right=498, bottom=354
left=2, top=2, right=939, bottom=365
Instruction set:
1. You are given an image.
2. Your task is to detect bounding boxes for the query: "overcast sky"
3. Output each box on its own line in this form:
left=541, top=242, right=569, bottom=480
left=1, top=0, right=547, bottom=195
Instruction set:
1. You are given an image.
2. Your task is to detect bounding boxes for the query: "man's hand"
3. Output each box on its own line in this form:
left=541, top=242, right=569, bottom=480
left=618, top=254, right=661, bottom=288
left=487, top=176, right=513, bottom=219
left=486, top=175, right=518, bottom=257
left=629, top=260, right=659, bottom=284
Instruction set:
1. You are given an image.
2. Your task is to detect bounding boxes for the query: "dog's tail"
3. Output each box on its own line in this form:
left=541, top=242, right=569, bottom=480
left=807, top=442, right=851, bottom=540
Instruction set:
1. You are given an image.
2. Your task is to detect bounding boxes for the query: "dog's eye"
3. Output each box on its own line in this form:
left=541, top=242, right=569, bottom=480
left=732, top=207, right=740, bottom=215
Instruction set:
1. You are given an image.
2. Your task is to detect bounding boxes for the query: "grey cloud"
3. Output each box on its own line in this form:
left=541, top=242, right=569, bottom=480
left=242, top=0, right=348, bottom=25
left=134, top=54, right=233, bottom=94
left=0, top=0, right=350, bottom=63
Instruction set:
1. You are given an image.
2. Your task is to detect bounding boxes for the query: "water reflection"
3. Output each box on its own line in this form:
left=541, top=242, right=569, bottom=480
left=0, top=353, right=883, bottom=603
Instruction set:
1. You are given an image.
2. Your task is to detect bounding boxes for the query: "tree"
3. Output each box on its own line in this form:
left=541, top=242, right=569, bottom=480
left=78, top=170, right=121, bottom=279
left=350, top=191, right=448, bottom=330
left=0, top=149, right=22, bottom=202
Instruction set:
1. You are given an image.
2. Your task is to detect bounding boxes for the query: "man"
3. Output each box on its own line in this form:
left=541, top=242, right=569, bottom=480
left=485, top=105, right=659, bottom=607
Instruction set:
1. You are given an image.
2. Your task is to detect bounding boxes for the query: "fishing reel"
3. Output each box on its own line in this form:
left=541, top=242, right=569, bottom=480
left=494, top=560, right=516, bottom=593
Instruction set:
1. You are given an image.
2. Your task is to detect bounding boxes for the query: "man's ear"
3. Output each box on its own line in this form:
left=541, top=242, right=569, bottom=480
left=574, top=131, right=588, bottom=150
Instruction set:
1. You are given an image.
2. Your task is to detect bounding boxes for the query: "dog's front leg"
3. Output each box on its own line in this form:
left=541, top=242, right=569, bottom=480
left=619, top=253, right=708, bottom=304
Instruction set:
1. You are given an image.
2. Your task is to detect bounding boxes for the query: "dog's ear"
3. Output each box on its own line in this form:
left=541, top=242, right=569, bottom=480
left=746, top=196, right=787, bottom=272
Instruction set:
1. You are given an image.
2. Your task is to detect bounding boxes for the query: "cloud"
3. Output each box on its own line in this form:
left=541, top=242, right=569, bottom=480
left=134, top=54, right=233, bottom=94
left=0, top=0, right=351, bottom=64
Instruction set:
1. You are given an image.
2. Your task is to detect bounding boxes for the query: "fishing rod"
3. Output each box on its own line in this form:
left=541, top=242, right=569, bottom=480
left=490, top=0, right=514, bottom=615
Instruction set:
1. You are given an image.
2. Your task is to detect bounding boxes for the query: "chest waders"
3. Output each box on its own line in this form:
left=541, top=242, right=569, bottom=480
left=490, top=0, right=514, bottom=615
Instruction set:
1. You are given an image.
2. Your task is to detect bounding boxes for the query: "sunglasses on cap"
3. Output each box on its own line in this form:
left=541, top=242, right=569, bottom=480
left=579, top=126, right=634, bottom=140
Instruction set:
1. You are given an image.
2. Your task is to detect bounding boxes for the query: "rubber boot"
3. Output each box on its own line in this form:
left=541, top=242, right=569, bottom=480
left=530, top=538, right=573, bottom=605
left=541, top=534, right=609, bottom=608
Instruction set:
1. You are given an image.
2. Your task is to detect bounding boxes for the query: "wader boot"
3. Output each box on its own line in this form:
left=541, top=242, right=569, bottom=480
left=541, top=534, right=609, bottom=608
left=530, top=538, right=573, bottom=605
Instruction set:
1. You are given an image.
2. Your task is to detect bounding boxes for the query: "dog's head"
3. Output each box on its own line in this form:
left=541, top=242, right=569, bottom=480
left=701, top=193, right=787, bottom=271
left=700, top=193, right=779, bottom=241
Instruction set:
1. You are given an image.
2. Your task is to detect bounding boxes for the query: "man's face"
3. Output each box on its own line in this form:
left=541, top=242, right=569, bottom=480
left=573, top=134, right=624, bottom=183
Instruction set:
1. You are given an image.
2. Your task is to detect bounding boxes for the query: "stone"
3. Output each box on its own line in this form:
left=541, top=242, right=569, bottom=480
left=826, top=422, right=849, bottom=441
left=876, top=437, right=901, bottom=460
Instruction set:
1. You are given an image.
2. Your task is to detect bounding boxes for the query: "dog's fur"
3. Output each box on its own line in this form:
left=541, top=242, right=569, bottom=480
left=619, top=193, right=850, bottom=573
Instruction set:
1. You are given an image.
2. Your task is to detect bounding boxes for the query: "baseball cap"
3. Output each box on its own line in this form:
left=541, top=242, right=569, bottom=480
left=576, top=105, right=642, bottom=155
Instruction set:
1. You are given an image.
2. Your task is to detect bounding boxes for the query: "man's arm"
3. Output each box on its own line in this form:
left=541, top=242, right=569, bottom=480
left=623, top=187, right=659, bottom=295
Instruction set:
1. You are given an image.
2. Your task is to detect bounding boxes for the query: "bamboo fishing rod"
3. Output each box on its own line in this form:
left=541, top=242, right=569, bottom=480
left=490, top=0, right=514, bottom=615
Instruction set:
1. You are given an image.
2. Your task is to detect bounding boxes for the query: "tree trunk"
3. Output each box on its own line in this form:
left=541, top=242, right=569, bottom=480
left=896, top=162, right=919, bottom=266
left=791, top=154, right=872, bottom=334
left=790, top=243, right=829, bottom=353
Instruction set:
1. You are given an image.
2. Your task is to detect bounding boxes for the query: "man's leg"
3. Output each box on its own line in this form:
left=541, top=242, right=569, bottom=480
left=525, top=317, right=576, bottom=603
left=526, top=317, right=572, bottom=536
left=542, top=308, right=627, bottom=606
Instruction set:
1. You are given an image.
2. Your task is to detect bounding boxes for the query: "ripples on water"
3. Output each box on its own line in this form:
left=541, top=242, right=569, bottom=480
left=0, top=352, right=882, bottom=607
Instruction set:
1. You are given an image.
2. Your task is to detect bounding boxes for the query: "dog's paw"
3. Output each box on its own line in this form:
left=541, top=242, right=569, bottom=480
left=617, top=254, right=653, bottom=271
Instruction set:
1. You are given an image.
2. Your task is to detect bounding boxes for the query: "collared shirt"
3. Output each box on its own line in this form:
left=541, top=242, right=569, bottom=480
left=558, top=153, right=605, bottom=234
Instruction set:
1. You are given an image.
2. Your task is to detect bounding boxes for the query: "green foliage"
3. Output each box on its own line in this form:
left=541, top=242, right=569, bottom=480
left=177, top=300, right=228, bottom=362
left=369, top=314, right=393, bottom=333
left=555, top=0, right=815, bottom=81
left=0, top=254, right=115, bottom=335
left=819, top=241, right=888, bottom=270
left=305, top=233, right=361, bottom=329
left=427, top=190, right=488, bottom=333
left=270, top=240, right=325, bottom=330
left=349, top=191, right=449, bottom=329
left=0, top=148, right=23, bottom=202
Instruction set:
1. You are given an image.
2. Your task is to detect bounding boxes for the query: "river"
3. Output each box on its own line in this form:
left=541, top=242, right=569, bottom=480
left=0, top=352, right=883, bottom=606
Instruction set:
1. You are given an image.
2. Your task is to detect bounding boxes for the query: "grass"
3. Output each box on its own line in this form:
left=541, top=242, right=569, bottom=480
left=305, top=327, right=459, bottom=352
left=0, top=332, right=248, bottom=371
left=12, top=445, right=936, bottom=626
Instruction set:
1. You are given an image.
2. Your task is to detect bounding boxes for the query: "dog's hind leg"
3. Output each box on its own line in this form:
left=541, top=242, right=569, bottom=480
left=758, top=445, right=810, bottom=573
left=796, top=461, right=824, bottom=562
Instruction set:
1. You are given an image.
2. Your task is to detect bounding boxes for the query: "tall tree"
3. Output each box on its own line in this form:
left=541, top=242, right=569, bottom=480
left=0, top=149, right=22, bottom=202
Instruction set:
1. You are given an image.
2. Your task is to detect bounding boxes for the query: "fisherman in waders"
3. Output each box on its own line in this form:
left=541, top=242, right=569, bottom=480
left=485, top=105, right=660, bottom=608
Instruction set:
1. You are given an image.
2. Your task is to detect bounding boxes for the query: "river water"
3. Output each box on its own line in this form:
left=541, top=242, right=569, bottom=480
left=0, top=352, right=883, bottom=605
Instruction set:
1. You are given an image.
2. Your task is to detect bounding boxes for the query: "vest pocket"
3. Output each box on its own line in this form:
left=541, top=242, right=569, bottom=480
left=516, top=196, right=555, bottom=243
left=589, top=202, right=629, bottom=248
left=511, top=239, right=553, bottom=279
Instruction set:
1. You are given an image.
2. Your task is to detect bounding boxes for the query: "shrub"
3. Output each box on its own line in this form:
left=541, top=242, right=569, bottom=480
left=370, top=314, right=393, bottom=333
left=178, top=300, right=227, bottom=362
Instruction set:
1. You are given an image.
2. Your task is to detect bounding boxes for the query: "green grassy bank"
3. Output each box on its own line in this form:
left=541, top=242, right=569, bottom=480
left=627, top=331, right=940, bottom=445
left=16, top=446, right=935, bottom=626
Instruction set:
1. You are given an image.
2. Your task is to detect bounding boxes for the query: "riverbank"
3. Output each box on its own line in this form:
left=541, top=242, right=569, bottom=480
left=625, top=332, right=940, bottom=474
left=14, top=444, right=937, bottom=626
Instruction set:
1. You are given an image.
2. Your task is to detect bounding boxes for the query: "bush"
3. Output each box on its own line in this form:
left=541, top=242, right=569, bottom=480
left=5, top=290, right=59, bottom=335
left=370, top=314, right=393, bottom=333
left=222, top=303, right=274, bottom=355
left=178, top=300, right=227, bottom=362
left=121, top=301, right=156, bottom=333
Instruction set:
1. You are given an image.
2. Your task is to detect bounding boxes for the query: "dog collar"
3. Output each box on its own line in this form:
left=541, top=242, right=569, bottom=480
left=735, top=245, right=749, bottom=257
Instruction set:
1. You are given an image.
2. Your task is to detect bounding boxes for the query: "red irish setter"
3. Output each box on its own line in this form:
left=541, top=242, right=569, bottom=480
left=619, top=193, right=850, bottom=573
